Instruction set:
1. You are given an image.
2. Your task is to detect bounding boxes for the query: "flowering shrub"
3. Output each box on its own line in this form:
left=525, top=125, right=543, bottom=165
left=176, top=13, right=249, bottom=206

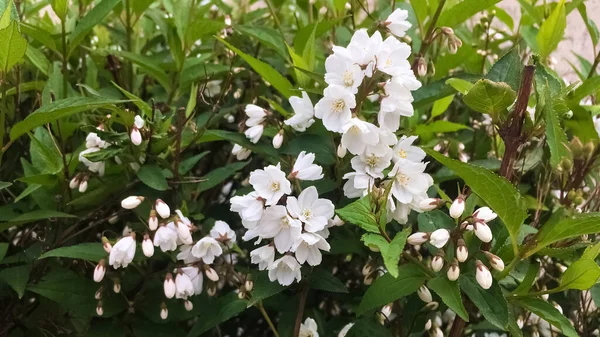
left=0, top=0, right=600, bottom=337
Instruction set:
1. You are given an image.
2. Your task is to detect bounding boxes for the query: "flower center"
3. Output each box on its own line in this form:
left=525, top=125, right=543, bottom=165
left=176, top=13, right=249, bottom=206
left=343, top=70, right=354, bottom=87
left=398, top=149, right=407, bottom=158
left=331, top=99, right=345, bottom=113
left=302, top=208, right=313, bottom=219
left=366, top=154, right=379, bottom=168
left=396, top=173, right=410, bottom=186
left=385, top=57, right=393, bottom=67
left=280, top=217, right=291, bottom=228
left=269, top=181, right=280, bottom=192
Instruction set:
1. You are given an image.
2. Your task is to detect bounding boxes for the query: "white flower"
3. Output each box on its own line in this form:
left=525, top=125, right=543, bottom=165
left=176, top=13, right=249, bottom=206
left=175, top=271, right=195, bottom=299
left=121, top=196, right=144, bottom=209
left=181, top=266, right=203, bottom=294
left=232, top=144, right=251, bottom=160
left=79, top=147, right=106, bottom=176
left=338, top=323, right=354, bottom=337
left=385, top=8, right=411, bottom=37
left=250, top=245, right=275, bottom=270
left=142, top=234, right=154, bottom=257
left=287, top=186, right=334, bottom=233
left=93, top=260, right=106, bottom=282
left=268, top=255, right=302, bottom=286
left=164, top=273, right=176, bottom=298
left=130, top=128, right=142, bottom=145
left=134, top=115, right=145, bottom=129
left=176, top=244, right=200, bottom=264
left=245, top=124, right=264, bottom=144
left=191, top=237, right=223, bottom=264
left=336, top=29, right=382, bottom=77
left=341, top=118, right=380, bottom=155
left=293, top=232, right=330, bottom=266
left=473, top=222, right=493, bottom=243
left=85, top=132, right=107, bottom=149
left=230, top=192, right=264, bottom=222
left=245, top=104, right=267, bottom=127
left=249, top=163, right=292, bottom=206
left=342, top=171, right=374, bottom=198
left=324, top=53, right=364, bottom=94
left=259, top=205, right=302, bottom=253
left=476, top=260, right=493, bottom=289
left=154, top=223, right=179, bottom=252
left=449, top=197, right=465, bottom=219
left=175, top=220, right=193, bottom=245
left=473, top=207, right=497, bottom=223
left=155, top=199, right=170, bottom=219
left=392, top=136, right=426, bottom=163
left=380, top=79, right=415, bottom=120
left=389, top=161, right=433, bottom=204
left=350, top=149, right=393, bottom=179
left=285, top=91, right=315, bottom=132
left=291, top=151, right=324, bottom=181
left=375, top=36, right=411, bottom=77
left=210, top=220, right=237, bottom=247
left=204, top=80, right=222, bottom=97
left=273, top=131, right=284, bottom=149
left=299, top=317, right=319, bottom=337
left=314, top=85, right=356, bottom=133
left=175, top=209, right=192, bottom=226
left=109, top=235, right=136, bottom=268
left=429, top=229, right=450, bottom=248
left=594, top=116, right=600, bottom=137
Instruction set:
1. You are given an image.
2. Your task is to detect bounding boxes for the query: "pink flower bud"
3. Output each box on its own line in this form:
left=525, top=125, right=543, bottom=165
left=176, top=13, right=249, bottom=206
left=475, top=260, right=493, bottom=289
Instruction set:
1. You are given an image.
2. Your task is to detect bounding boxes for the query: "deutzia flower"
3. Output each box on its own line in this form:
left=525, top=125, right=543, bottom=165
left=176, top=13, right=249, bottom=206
left=175, top=220, right=193, bottom=245
left=175, top=270, right=195, bottom=299
left=342, top=171, right=374, bottom=198
left=231, top=144, right=251, bottom=160
left=290, top=151, right=324, bottom=181
left=249, top=163, right=292, bottom=206
left=472, top=207, right=497, bottom=223
left=351, top=149, right=393, bottom=179
left=380, top=80, right=415, bottom=124
left=285, top=91, right=315, bottom=132
left=250, top=245, right=275, bottom=270
left=154, top=223, right=179, bottom=252
left=341, top=118, right=380, bottom=155
left=230, top=192, right=264, bottom=222
left=181, top=266, right=203, bottom=294
left=389, top=161, right=433, bottom=204
left=79, top=147, right=106, bottom=176
left=245, top=124, right=264, bottom=144
left=392, top=136, right=426, bottom=163
left=191, top=237, right=223, bottom=264
left=299, top=317, right=319, bottom=337
left=131, top=115, right=144, bottom=146
left=258, top=205, right=302, bottom=253
left=245, top=104, right=267, bottom=127
left=268, top=255, right=302, bottom=286
left=204, top=80, right=222, bottom=97
left=375, top=36, right=411, bottom=77
left=177, top=244, right=200, bottom=264
left=286, top=186, right=334, bottom=233
left=109, top=235, right=136, bottom=268
left=384, top=8, right=412, bottom=37
left=293, top=232, right=330, bottom=266
left=324, top=54, right=364, bottom=94
left=336, top=29, right=382, bottom=77
left=314, top=85, right=356, bottom=132
left=210, top=220, right=237, bottom=247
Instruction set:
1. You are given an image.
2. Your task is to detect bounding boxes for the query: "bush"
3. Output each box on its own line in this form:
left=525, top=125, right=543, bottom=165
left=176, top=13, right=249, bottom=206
left=0, top=0, right=599, bottom=336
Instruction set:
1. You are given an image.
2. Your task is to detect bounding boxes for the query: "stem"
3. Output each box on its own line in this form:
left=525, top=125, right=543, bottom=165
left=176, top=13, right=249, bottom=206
left=411, top=0, right=447, bottom=74
left=293, top=284, right=309, bottom=337
left=61, top=20, right=68, bottom=98
left=0, top=72, right=6, bottom=165
left=124, top=0, right=134, bottom=92
left=587, top=49, right=599, bottom=80
left=257, top=301, right=281, bottom=337
left=265, top=0, right=285, bottom=42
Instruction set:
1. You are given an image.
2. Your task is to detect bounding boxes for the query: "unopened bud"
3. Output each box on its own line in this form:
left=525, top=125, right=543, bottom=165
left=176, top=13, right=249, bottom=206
left=441, top=27, right=454, bottom=35
left=130, top=127, right=142, bottom=146
left=205, top=266, right=219, bottom=282
left=148, top=210, right=158, bottom=231
left=164, top=273, right=176, bottom=299
left=102, top=237, right=112, bottom=253
left=95, top=287, right=103, bottom=300
left=78, top=179, right=88, bottom=193
left=418, top=198, right=442, bottom=211
left=424, top=301, right=439, bottom=311
left=431, top=252, right=445, bottom=272
left=473, top=222, right=493, bottom=243
left=456, top=239, right=468, bottom=262
left=408, top=232, right=429, bottom=245
left=160, top=303, right=168, bottom=320
left=69, top=175, right=80, bottom=189
left=94, top=259, right=106, bottom=282
left=475, top=260, right=493, bottom=289
left=121, top=196, right=144, bottom=209
left=424, top=319, right=432, bottom=330
left=207, top=284, right=217, bottom=296
left=559, top=158, right=573, bottom=172
left=184, top=300, right=193, bottom=311
left=417, top=57, right=427, bottom=77
left=238, top=290, right=246, bottom=299
left=484, top=251, right=504, bottom=271
left=113, top=279, right=121, bottom=293
left=155, top=199, right=170, bottom=219
left=337, top=144, right=347, bottom=158
left=272, top=130, right=284, bottom=149
left=142, top=234, right=154, bottom=257
left=96, top=301, right=104, bottom=316
left=429, top=229, right=450, bottom=248
left=417, top=285, right=433, bottom=303
left=447, top=259, right=460, bottom=281
left=449, top=196, right=465, bottom=219
left=245, top=279, right=254, bottom=292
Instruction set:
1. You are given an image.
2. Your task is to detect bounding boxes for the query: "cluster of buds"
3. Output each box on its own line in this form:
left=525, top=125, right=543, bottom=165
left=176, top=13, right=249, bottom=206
left=69, top=173, right=90, bottom=193
left=439, top=27, right=463, bottom=54
left=130, top=114, right=145, bottom=146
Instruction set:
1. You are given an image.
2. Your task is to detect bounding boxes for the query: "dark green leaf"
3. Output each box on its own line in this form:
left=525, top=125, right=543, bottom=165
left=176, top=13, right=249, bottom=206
left=308, top=268, right=348, bottom=293
left=187, top=293, right=248, bottom=337
left=513, top=297, right=578, bottom=337
left=68, top=0, right=120, bottom=55
left=543, top=88, right=572, bottom=169
left=0, top=264, right=30, bottom=298
left=39, top=243, right=106, bottom=262
left=198, top=160, right=250, bottom=192
left=0, top=210, right=76, bottom=231
left=247, top=271, right=286, bottom=306
left=179, top=151, right=210, bottom=175
left=485, top=49, right=522, bottom=91
left=137, top=164, right=169, bottom=191
left=0, top=243, right=8, bottom=262
left=459, top=275, right=508, bottom=329
left=428, top=277, right=469, bottom=321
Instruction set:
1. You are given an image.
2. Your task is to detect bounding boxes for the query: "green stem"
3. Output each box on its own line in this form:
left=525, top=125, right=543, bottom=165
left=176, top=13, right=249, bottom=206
left=587, top=49, right=599, bottom=80
left=124, top=0, right=134, bottom=92
left=264, top=0, right=285, bottom=42
left=411, top=0, right=447, bottom=73
left=257, top=301, right=281, bottom=337
left=61, top=20, right=68, bottom=98
left=0, top=72, right=7, bottom=165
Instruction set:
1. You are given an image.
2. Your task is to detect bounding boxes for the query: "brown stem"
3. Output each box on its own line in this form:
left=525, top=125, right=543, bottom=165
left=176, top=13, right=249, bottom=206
left=293, top=284, right=309, bottom=337
left=449, top=316, right=466, bottom=337
left=586, top=49, right=599, bottom=80
left=410, top=0, right=447, bottom=74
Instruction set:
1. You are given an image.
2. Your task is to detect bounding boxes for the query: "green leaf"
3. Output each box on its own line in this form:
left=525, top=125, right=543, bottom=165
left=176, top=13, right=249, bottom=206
left=247, top=271, right=286, bottom=306
left=236, top=25, right=287, bottom=59
left=0, top=0, right=13, bottom=29
left=513, top=297, right=578, bottom=337
left=445, top=78, right=474, bottom=95
left=39, top=243, right=106, bottom=262
left=0, top=210, right=76, bottom=231
left=281, top=133, right=336, bottom=166
left=414, top=74, right=479, bottom=108
left=346, top=316, right=391, bottom=337
left=459, top=275, right=508, bottom=329
left=414, top=120, right=471, bottom=137
left=0, top=243, right=8, bottom=262
left=581, top=241, right=600, bottom=260
left=68, top=0, right=120, bottom=55
left=82, top=145, right=123, bottom=163
left=217, top=37, right=294, bottom=98
left=462, top=79, right=516, bottom=118
left=428, top=277, right=469, bottom=321
left=293, top=18, right=344, bottom=54
left=113, top=81, right=153, bottom=118
left=185, top=20, right=225, bottom=47
left=357, top=264, right=427, bottom=315
left=438, top=0, right=502, bottom=28
left=425, top=149, right=527, bottom=251
left=178, top=151, right=209, bottom=175
left=0, top=264, right=31, bottom=298
left=361, top=228, right=409, bottom=278
left=336, top=196, right=379, bottom=234
left=512, top=262, right=540, bottom=295
left=137, top=164, right=169, bottom=191
left=308, top=267, right=348, bottom=293
left=543, top=88, right=572, bottom=169
left=0, top=21, right=27, bottom=73
left=536, top=0, right=566, bottom=59
left=106, top=50, right=172, bottom=92
left=485, top=49, right=522, bottom=91
left=526, top=213, right=600, bottom=257
left=187, top=293, right=247, bottom=336
left=10, top=97, right=126, bottom=141
left=570, top=76, right=600, bottom=103
left=50, top=0, right=68, bottom=20
left=559, top=259, right=600, bottom=290
left=197, top=160, right=250, bottom=192
left=417, top=210, right=455, bottom=232
left=430, top=95, right=454, bottom=119
left=301, top=24, right=317, bottom=71
left=29, top=130, right=63, bottom=175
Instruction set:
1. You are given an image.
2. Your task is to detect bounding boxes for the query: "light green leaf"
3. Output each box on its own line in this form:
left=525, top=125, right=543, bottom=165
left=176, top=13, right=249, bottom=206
left=513, top=297, right=578, bottom=337
left=361, top=228, right=410, bottom=278
left=29, top=128, right=63, bottom=175
left=301, top=24, right=317, bottom=71
left=10, top=97, right=126, bottom=141
left=425, top=149, right=527, bottom=252
left=185, top=20, right=225, bottom=47
left=113, top=82, right=152, bottom=117
left=414, top=120, right=471, bottom=137
left=527, top=213, right=600, bottom=257
left=537, top=0, right=566, bottom=59
left=0, top=21, right=27, bottom=73
left=512, top=262, right=540, bottom=295
left=137, top=164, right=169, bottom=191
left=357, top=264, right=427, bottom=315
left=50, top=0, right=68, bottom=20
left=559, top=259, right=600, bottom=290
left=438, top=0, right=502, bottom=28
left=570, top=76, right=600, bottom=103
left=236, top=25, right=287, bottom=59
left=428, top=277, right=469, bottom=321
left=39, top=243, right=106, bottom=262
left=485, top=49, right=522, bottom=91
left=581, top=242, right=600, bottom=260
left=217, top=37, right=294, bottom=98
left=68, top=0, right=120, bottom=55
left=0, top=264, right=31, bottom=298
left=0, top=0, right=13, bottom=29
left=463, top=79, right=516, bottom=118
left=430, top=95, right=454, bottom=119
left=445, top=78, right=474, bottom=95
left=459, top=275, right=508, bottom=329
left=336, top=196, right=379, bottom=234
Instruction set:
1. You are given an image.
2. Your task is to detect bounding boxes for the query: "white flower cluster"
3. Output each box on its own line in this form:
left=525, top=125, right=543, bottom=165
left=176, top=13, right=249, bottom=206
left=79, top=128, right=109, bottom=176
left=230, top=152, right=342, bottom=286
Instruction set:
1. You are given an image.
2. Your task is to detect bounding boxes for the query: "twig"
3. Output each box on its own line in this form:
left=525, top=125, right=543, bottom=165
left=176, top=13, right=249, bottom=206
left=410, top=0, right=447, bottom=74
left=257, top=301, right=281, bottom=337
left=293, top=284, right=309, bottom=337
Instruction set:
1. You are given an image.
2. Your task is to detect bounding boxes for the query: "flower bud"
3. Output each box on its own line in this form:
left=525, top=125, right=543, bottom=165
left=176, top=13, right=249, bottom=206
left=424, top=319, right=432, bottom=330
left=113, top=278, right=121, bottom=293
left=362, top=263, right=373, bottom=276
left=121, top=196, right=144, bottom=209
left=337, top=144, right=347, bottom=158
left=472, top=206, right=497, bottom=223
left=484, top=251, right=504, bottom=271
left=155, top=199, right=170, bottom=219
left=69, top=175, right=80, bottom=189
left=95, top=287, right=103, bottom=300
left=417, top=285, right=433, bottom=303
left=142, top=234, right=154, bottom=257
left=429, top=229, right=450, bottom=248
left=440, top=27, right=454, bottom=35
left=148, top=210, right=158, bottom=231
left=408, top=232, right=429, bottom=245
left=164, top=273, right=176, bottom=299
left=244, top=279, right=254, bottom=292
left=447, top=259, right=460, bottom=281
left=130, top=127, right=142, bottom=146
left=160, top=303, right=168, bottom=320
left=205, top=266, right=220, bottom=282
left=272, top=130, right=284, bottom=149
left=418, top=198, right=442, bottom=211
left=456, top=239, right=468, bottom=262
left=449, top=196, right=465, bottom=219
left=102, top=237, right=112, bottom=253
left=417, top=57, right=427, bottom=77
left=207, top=284, right=217, bottom=296
left=431, top=252, right=445, bottom=272
left=108, top=214, right=119, bottom=224
left=475, top=260, right=493, bottom=289
left=184, top=300, right=194, bottom=311
left=424, top=301, right=439, bottom=311
left=94, top=260, right=106, bottom=282
left=583, top=141, right=595, bottom=159
left=238, top=290, right=246, bottom=299
left=96, top=301, right=104, bottom=316
left=431, top=326, right=443, bottom=337
left=78, top=179, right=88, bottom=193
left=474, top=222, right=493, bottom=243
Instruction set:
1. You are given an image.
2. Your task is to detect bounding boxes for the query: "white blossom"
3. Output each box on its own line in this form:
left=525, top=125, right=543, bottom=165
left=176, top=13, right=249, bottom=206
left=285, top=91, right=315, bottom=132
left=175, top=271, right=194, bottom=299
left=245, top=104, right=267, bottom=127
left=385, top=8, right=411, bottom=37
left=324, top=53, right=364, bottom=94
left=210, top=220, right=237, bottom=247
left=121, top=196, right=144, bottom=209
left=191, top=237, right=223, bottom=264
left=155, top=199, right=170, bottom=219
left=299, top=317, right=319, bottom=337
left=314, top=85, right=356, bottom=133
left=245, top=124, right=264, bottom=144
left=232, top=144, right=251, bottom=160
left=175, top=220, right=193, bottom=245
left=291, top=151, right=324, bottom=181
left=268, top=255, right=302, bottom=286
left=250, top=245, right=275, bottom=270
left=230, top=192, right=264, bottom=222
left=429, top=229, right=450, bottom=248
left=389, top=161, right=433, bottom=204
left=249, top=163, right=291, bottom=206
left=259, top=205, right=302, bottom=253
left=286, top=186, right=334, bottom=233
left=341, top=118, right=380, bottom=155
left=109, top=235, right=136, bottom=268
left=142, top=234, right=154, bottom=257
left=181, top=266, right=203, bottom=294
left=392, top=136, right=426, bottom=163
left=351, top=149, right=393, bottom=179
left=293, top=232, right=330, bottom=266
left=153, top=223, right=179, bottom=252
